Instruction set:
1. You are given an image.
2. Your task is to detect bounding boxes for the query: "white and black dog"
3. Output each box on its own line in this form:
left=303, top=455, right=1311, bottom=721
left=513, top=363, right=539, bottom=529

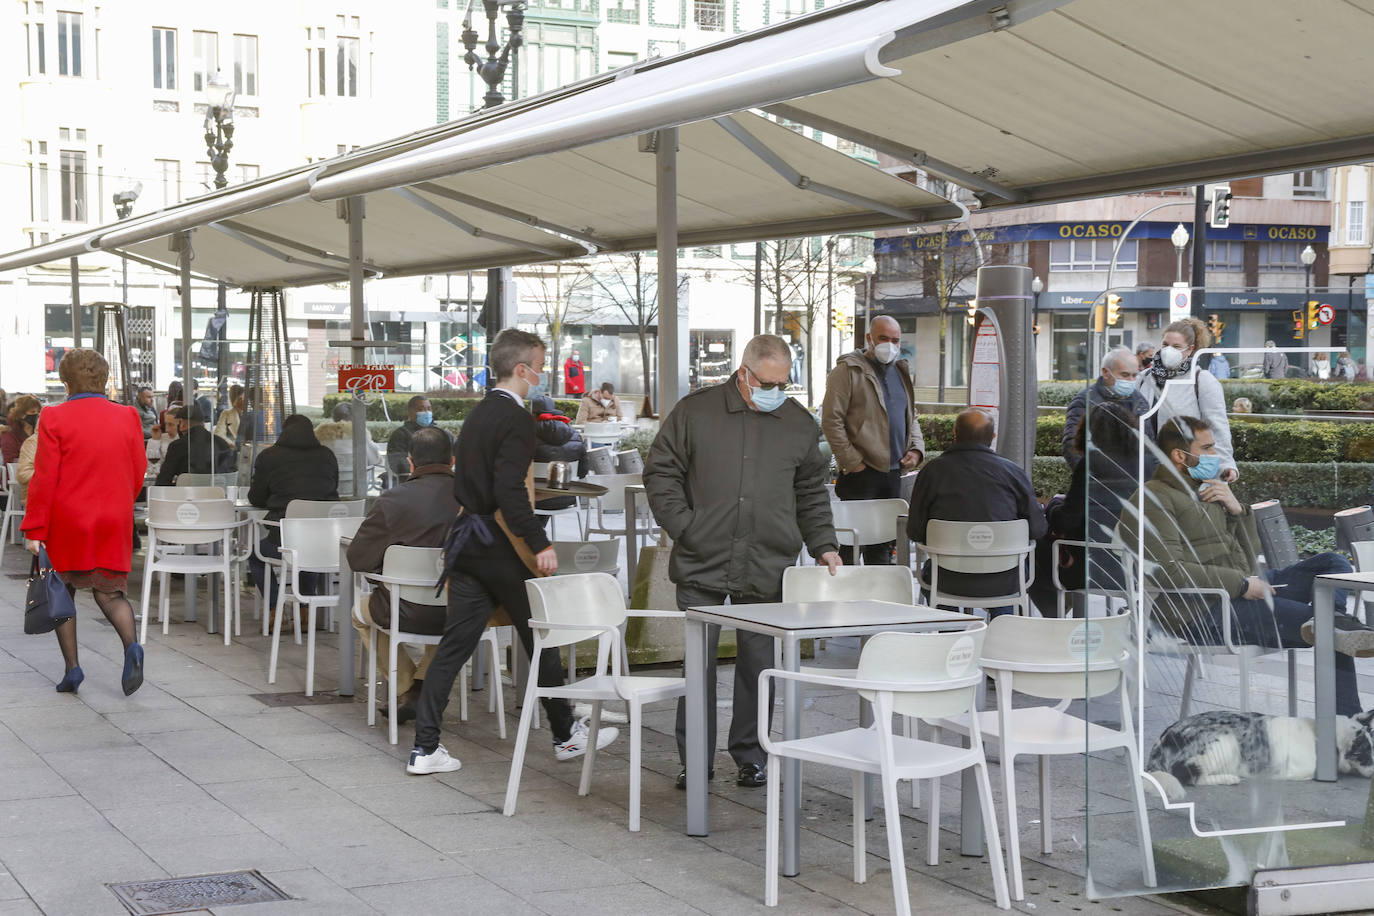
left=1146, top=709, right=1374, bottom=801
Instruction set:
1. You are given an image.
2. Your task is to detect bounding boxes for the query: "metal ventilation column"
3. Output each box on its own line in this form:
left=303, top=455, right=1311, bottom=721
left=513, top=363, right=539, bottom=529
left=976, top=264, right=1036, bottom=471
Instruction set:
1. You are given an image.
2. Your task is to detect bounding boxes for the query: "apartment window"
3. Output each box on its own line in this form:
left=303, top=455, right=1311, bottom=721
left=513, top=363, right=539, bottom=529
left=1049, top=238, right=1136, bottom=271
left=59, top=149, right=86, bottom=221
left=154, top=159, right=180, bottom=208
left=234, top=34, right=257, bottom=96
left=307, top=27, right=327, bottom=97
left=152, top=27, right=176, bottom=90
left=238, top=163, right=260, bottom=183
left=1205, top=240, right=1244, bottom=272
left=336, top=36, right=358, bottom=96
left=606, top=0, right=639, bottom=23
left=773, top=0, right=810, bottom=20
left=1258, top=241, right=1304, bottom=272
left=1348, top=201, right=1366, bottom=246
left=1293, top=169, right=1328, bottom=198
left=29, top=19, right=47, bottom=75
left=192, top=30, right=218, bottom=92
left=693, top=0, right=724, bottom=30
left=33, top=159, right=50, bottom=222
left=606, top=50, right=637, bottom=71
left=56, top=10, right=82, bottom=76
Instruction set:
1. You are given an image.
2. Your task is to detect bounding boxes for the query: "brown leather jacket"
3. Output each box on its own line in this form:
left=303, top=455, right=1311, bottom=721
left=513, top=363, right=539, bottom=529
left=821, top=350, right=924, bottom=474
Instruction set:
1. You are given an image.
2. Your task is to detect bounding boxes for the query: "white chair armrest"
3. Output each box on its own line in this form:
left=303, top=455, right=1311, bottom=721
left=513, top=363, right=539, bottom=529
left=758, top=667, right=984, bottom=694
left=627, top=609, right=684, bottom=619
left=359, top=571, right=438, bottom=588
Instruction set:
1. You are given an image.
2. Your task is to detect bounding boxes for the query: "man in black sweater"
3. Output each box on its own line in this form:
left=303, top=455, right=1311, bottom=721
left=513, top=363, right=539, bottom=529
left=407, top=329, right=618, bottom=776
left=153, top=403, right=235, bottom=486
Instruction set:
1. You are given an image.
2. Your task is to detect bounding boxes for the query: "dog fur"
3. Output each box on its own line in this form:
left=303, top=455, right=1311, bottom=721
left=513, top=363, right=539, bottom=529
left=1146, top=709, right=1374, bottom=801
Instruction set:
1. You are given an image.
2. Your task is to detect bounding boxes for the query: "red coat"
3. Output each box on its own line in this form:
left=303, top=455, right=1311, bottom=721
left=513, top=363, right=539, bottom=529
left=22, top=395, right=147, bottom=574
left=563, top=358, right=586, bottom=395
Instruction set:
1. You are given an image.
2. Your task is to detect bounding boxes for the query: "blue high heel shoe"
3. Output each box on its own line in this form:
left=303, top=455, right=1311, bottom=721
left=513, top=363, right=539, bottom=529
left=121, top=644, right=144, bottom=696
left=55, top=666, right=84, bottom=693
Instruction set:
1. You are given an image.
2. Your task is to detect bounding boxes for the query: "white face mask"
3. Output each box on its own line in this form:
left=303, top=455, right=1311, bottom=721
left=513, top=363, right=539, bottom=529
left=1158, top=345, right=1185, bottom=369
left=871, top=341, right=899, bottom=364
left=600, top=397, right=612, bottom=408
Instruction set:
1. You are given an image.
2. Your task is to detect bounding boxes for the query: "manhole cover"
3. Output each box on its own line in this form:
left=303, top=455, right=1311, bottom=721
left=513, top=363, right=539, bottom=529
left=108, top=870, right=290, bottom=915
left=250, top=691, right=358, bottom=707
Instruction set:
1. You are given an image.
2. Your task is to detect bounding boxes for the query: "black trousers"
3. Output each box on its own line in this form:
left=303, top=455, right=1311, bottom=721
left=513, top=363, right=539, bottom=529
left=413, top=538, right=575, bottom=752
left=673, top=584, right=778, bottom=769
left=834, top=465, right=900, bottom=565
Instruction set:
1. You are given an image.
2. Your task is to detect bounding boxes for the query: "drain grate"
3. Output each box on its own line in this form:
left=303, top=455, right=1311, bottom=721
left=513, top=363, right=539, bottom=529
left=108, top=870, right=290, bottom=915
left=250, top=690, right=358, bottom=707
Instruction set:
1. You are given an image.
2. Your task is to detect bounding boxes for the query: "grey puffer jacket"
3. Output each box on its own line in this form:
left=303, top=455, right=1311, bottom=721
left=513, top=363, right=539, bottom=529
left=644, top=379, right=837, bottom=598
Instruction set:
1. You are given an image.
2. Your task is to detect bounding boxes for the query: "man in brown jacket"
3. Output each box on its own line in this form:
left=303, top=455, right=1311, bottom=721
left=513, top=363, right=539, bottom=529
left=821, top=314, right=924, bottom=564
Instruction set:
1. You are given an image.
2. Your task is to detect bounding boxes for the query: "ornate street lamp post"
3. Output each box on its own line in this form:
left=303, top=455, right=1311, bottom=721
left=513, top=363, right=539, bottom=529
left=204, top=72, right=236, bottom=190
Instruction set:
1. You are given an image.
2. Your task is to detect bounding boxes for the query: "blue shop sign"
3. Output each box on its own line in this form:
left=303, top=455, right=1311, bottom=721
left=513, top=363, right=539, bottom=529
left=877, top=222, right=1328, bottom=253
left=1049, top=290, right=1341, bottom=311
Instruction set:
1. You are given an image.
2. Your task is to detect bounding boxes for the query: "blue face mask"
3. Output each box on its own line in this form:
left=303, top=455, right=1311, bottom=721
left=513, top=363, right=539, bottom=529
left=750, top=386, right=787, bottom=412
left=1187, top=453, right=1221, bottom=481
left=1110, top=378, right=1135, bottom=397
left=415, top=411, right=434, bottom=427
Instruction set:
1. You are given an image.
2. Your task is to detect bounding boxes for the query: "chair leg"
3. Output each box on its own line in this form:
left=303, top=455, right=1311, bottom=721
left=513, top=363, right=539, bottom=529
left=765, top=754, right=781, bottom=907
left=459, top=659, right=470, bottom=721
left=292, top=591, right=302, bottom=645
left=628, top=700, right=642, bottom=832
left=160, top=571, right=171, bottom=634
left=879, top=774, right=912, bottom=916
left=1180, top=657, right=1196, bottom=717
left=904, top=717, right=920, bottom=808
left=304, top=604, right=318, bottom=697
left=387, top=638, right=400, bottom=746
left=487, top=634, right=506, bottom=740
left=502, top=667, right=541, bottom=817
left=578, top=701, right=602, bottom=797
left=1237, top=654, right=1251, bottom=714
left=139, top=552, right=155, bottom=645
left=1039, top=756, right=1052, bottom=855
left=1124, top=743, right=1158, bottom=887
left=1001, top=747, right=1024, bottom=901
left=222, top=558, right=233, bottom=647
left=267, top=600, right=284, bottom=684
left=852, top=771, right=866, bottom=883
left=366, top=625, right=379, bottom=728
left=260, top=565, right=271, bottom=637
left=1286, top=649, right=1298, bottom=717
left=974, top=760, right=1012, bottom=910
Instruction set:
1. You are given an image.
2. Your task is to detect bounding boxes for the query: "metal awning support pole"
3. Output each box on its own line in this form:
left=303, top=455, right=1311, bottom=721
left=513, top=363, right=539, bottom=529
left=174, top=231, right=200, bottom=474
left=70, top=258, right=82, bottom=349
left=654, top=128, right=686, bottom=414
left=346, top=197, right=367, bottom=500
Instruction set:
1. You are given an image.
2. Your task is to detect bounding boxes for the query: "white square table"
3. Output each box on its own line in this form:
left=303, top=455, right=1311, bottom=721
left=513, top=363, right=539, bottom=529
left=684, top=599, right=979, bottom=877
left=1312, top=571, right=1374, bottom=780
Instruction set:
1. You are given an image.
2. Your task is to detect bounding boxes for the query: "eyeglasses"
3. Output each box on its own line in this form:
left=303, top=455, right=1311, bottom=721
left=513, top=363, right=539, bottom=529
left=745, top=365, right=787, bottom=391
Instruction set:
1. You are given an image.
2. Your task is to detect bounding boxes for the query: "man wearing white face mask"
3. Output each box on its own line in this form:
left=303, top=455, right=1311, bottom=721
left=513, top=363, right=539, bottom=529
left=1137, top=317, right=1238, bottom=482
left=574, top=381, right=622, bottom=423
left=1061, top=347, right=1148, bottom=471
left=821, top=314, right=924, bottom=564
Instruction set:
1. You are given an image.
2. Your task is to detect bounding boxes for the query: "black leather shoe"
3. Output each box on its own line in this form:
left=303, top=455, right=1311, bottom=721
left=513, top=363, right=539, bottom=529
left=736, top=763, right=767, bottom=788
left=675, top=768, right=715, bottom=790
left=379, top=702, right=417, bottom=725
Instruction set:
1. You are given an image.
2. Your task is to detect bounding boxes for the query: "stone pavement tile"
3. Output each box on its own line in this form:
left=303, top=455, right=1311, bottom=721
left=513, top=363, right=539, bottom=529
left=0, top=650, right=35, bottom=674
left=292, top=834, right=469, bottom=889
left=139, top=831, right=311, bottom=877
left=0, top=763, right=75, bottom=803
left=102, top=705, right=218, bottom=735
left=610, top=849, right=863, bottom=915
left=0, top=671, right=74, bottom=710
left=184, top=693, right=283, bottom=717
left=243, top=800, right=395, bottom=846
left=525, top=881, right=710, bottom=916
left=1, top=709, right=136, bottom=755
left=445, top=759, right=565, bottom=798
left=39, top=745, right=213, bottom=811
left=350, top=874, right=541, bottom=916
left=135, top=727, right=303, bottom=784
left=0, top=795, right=109, bottom=838
left=0, top=825, right=167, bottom=916
left=464, top=840, right=639, bottom=898
left=403, top=810, right=548, bottom=856
left=250, top=729, right=382, bottom=762
left=0, top=870, right=25, bottom=900
left=333, top=778, right=493, bottom=821
left=217, top=708, right=344, bottom=740
left=207, top=866, right=379, bottom=915
left=0, top=900, right=42, bottom=916
left=100, top=798, right=258, bottom=845
left=291, top=749, right=418, bottom=790
left=206, top=776, right=352, bottom=818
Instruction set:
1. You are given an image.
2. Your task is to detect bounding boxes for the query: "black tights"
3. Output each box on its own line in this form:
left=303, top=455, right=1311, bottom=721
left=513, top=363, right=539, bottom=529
left=54, top=587, right=137, bottom=673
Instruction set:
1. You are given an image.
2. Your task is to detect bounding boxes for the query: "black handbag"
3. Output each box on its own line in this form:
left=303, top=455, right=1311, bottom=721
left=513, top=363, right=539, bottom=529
left=23, top=547, right=76, bottom=635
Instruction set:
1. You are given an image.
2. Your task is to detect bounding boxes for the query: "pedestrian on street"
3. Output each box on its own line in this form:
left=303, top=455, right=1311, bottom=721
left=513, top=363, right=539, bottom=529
left=563, top=349, right=587, bottom=396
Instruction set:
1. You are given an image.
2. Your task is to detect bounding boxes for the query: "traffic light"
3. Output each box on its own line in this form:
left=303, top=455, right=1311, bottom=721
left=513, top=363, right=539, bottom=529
left=965, top=299, right=978, bottom=326
left=1209, top=185, right=1233, bottom=229
left=1105, top=293, right=1122, bottom=326
left=1206, top=314, right=1225, bottom=340
left=832, top=309, right=844, bottom=332
left=1307, top=300, right=1321, bottom=330
left=1292, top=309, right=1305, bottom=339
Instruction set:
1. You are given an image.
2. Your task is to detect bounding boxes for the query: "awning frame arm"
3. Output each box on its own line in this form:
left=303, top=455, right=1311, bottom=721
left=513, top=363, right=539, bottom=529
left=412, top=182, right=606, bottom=253
left=207, top=223, right=379, bottom=276
left=391, top=188, right=566, bottom=258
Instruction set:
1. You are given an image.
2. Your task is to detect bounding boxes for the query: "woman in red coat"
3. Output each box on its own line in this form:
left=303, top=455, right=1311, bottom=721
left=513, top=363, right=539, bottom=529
left=22, top=349, right=148, bottom=695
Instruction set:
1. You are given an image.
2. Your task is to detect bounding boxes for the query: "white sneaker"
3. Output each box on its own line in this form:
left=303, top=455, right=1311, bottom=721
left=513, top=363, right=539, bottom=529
left=554, top=716, right=619, bottom=761
left=407, top=743, right=462, bottom=775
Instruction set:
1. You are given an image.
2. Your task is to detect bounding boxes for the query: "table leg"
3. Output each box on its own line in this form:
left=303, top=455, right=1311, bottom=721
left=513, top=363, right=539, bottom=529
left=185, top=569, right=198, bottom=624
left=206, top=572, right=220, bottom=636
left=1314, top=581, right=1336, bottom=782
left=625, top=488, right=639, bottom=594
left=858, top=635, right=875, bottom=822
left=685, top=616, right=709, bottom=836
left=338, top=549, right=356, bottom=697
left=782, top=634, right=801, bottom=878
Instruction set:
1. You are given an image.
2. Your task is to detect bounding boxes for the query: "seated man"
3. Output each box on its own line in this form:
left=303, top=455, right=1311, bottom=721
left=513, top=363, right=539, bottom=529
left=154, top=403, right=235, bottom=486
left=575, top=382, right=622, bottom=423
left=907, top=407, right=1046, bottom=611
left=347, top=428, right=458, bottom=722
left=386, top=396, right=453, bottom=483
left=1119, top=416, right=1373, bottom=715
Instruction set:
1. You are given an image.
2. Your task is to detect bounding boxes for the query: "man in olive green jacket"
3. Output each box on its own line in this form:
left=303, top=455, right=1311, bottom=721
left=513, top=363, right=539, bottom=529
left=645, top=334, right=840, bottom=789
left=821, top=315, right=924, bottom=564
left=1119, top=415, right=1370, bottom=714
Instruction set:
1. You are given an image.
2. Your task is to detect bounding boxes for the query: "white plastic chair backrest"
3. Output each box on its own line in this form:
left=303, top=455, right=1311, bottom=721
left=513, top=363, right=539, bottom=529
left=856, top=626, right=986, bottom=720
left=926, top=519, right=1028, bottom=575
left=532, top=461, right=551, bottom=479
left=585, top=446, right=616, bottom=475
left=286, top=498, right=366, bottom=519
left=615, top=449, right=644, bottom=474
left=782, top=565, right=914, bottom=604
left=525, top=572, right=627, bottom=649
left=381, top=545, right=447, bottom=608
left=584, top=422, right=621, bottom=440
left=175, top=473, right=216, bottom=487
left=148, top=485, right=225, bottom=500
left=1352, top=540, right=1374, bottom=574
left=552, top=540, right=619, bottom=574
left=831, top=498, right=910, bottom=547
left=147, top=498, right=236, bottom=546
left=587, top=473, right=643, bottom=514
left=337, top=516, right=365, bottom=540
left=280, top=518, right=345, bottom=571
left=982, top=613, right=1130, bottom=700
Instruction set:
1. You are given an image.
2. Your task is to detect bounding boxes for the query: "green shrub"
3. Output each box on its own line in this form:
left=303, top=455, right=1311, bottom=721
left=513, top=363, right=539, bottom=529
left=321, top=394, right=579, bottom=422
left=1037, top=382, right=1088, bottom=407
left=1218, top=379, right=1374, bottom=414
left=1230, top=461, right=1374, bottom=509
left=618, top=428, right=655, bottom=460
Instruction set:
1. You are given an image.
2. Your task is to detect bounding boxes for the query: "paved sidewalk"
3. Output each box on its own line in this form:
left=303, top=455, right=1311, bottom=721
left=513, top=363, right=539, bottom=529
left=0, top=562, right=1212, bottom=916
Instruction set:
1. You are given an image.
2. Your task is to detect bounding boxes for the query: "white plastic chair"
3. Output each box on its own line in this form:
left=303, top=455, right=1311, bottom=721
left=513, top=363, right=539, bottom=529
left=583, top=422, right=622, bottom=448
left=935, top=613, right=1155, bottom=900
left=916, top=519, right=1034, bottom=617
left=503, top=572, right=684, bottom=832
left=268, top=516, right=355, bottom=696
left=758, top=625, right=1009, bottom=913
left=287, top=498, right=366, bottom=519
left=1050, top=539, right=1131, bottom=618
left=140, top=498, right=241, bottom=645
left=584, top=473, right=657, bottom=540
left=0, top=462, right=25, bottom=560
left=551, top=540, right=620, bottom=577
left=831, top=498, right=909, bottom=565
left=147, top=485, right=225, bottom=500
left=614, top=449, right=643, bottom=474
left=584, top=446, right=616, bottom=475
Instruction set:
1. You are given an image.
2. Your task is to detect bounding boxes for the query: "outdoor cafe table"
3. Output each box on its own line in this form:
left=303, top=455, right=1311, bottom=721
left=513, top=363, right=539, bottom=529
left=1312, top=571, right=1374, bottom=780
left=684, top=599, right=979, bottom=877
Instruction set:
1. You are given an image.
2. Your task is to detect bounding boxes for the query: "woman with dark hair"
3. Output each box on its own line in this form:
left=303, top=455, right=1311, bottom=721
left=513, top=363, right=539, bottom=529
left=22, top=349, right=148, bottom=694
left=1031, top=399, right=1145, bottom=615
left=1, top=396, right=41, bottom=465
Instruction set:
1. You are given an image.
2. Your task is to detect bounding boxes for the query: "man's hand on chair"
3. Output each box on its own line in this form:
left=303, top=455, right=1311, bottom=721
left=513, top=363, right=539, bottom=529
left=819, top=551, right=842, bottom=576
left=535, top=546, right=558, bottom=576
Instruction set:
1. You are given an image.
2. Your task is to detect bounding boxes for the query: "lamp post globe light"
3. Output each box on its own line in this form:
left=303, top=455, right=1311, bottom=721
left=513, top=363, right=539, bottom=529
left=1302, top=244, right=1317, bottom=333
left=1030, top=273, right=1043, bottom=336
left=1171, top=222, right=1190, bottom=283
left=112, top=180, right=141, bottom=304
left=204, top=71, right=236, bottom=190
